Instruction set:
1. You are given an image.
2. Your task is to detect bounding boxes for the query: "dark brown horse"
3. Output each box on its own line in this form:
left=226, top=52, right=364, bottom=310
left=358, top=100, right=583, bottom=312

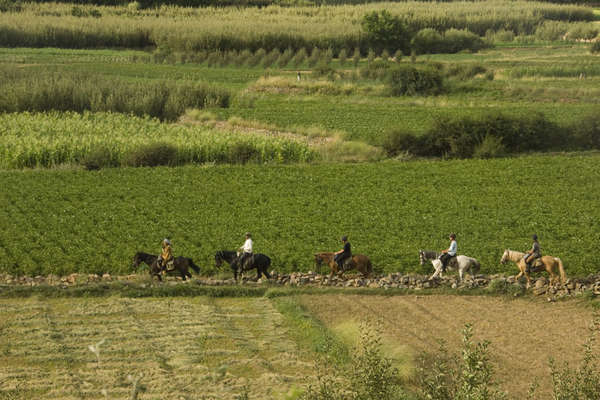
left=314, top=252, right=372, bottom=278
left=132, top=252, right=200, bottom=281
left=215, top=250, right=271, bottom=281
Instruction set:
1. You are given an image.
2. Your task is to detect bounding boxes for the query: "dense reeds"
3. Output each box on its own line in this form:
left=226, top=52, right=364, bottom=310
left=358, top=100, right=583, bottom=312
left=0, top=2, right=594, bottom=52
left=0, top=112, right=316, bottom=168
left=0, top=67, right=231, bottom=120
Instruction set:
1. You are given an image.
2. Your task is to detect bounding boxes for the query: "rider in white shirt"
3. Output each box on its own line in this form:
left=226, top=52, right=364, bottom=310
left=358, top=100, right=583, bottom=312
left=439, top=233, right=457, bottom=272
left=238, top=232, right=253, bottom=269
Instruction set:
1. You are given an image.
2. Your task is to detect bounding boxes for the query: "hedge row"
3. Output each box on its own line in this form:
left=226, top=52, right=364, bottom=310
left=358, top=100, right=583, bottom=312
left=384, top=112, right=600, bottom=158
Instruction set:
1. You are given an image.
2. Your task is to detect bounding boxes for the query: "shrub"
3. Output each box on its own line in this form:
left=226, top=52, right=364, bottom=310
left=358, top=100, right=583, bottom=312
left=445, top=63, right=487, bottom=80
left=417, top=324, right=506, bottom=400
left=574, top=112, right=600, bottom=149
left=352, top=47, right=361, bottom=67
left=411, top=28, right=444, bottom=55
left=81, top=147, right=119, bottom=170
left=227, top=142, right=260, bottom=163
left=308, top=47, right=321, bottom=68
left=292, top=48, right=308, bottom=67
left=443, top=29, right=488, bottom=53
left=361, top=10, right=410, bottom=54
left=0, top=0, right=22, bottom=12
left=338, top=49, right=347, bottom=66
left=548, top=316, right=600, bottom=400
left=261, top=48, right=281, bottom=68
left=360, top=59, right=392, bottom=80
left=277, top=47, right=294, bottom=68
left=124, top=143, right=178, bottom=167
left=386, top=65, right=444, bottom=96
left=591, top=41, right=600, bottom=54
left=473, top=135, right=506, bottom=158
left=383, top=128, right=423, bottom=157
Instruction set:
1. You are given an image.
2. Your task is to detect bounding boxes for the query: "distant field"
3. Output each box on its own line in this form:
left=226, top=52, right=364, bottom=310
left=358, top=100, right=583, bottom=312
left=1, top=154, right=598, bottom=276
left=0, top=296, right=314, bottom=399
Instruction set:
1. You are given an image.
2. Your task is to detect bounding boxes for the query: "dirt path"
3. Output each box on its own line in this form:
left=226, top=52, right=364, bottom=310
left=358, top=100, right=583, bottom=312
left=299, top=294, right=597, bottom=399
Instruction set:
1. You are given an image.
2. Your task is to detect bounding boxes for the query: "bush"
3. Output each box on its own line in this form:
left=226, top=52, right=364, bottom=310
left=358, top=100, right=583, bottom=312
left=386, top=65, right=444, bottom=96
left=473, top=135, right=506, bottom=159
left=443, top=29, right=488, bottom=53
left=411, top=28, right=444, bottom=55
left=361, top=10, right=410, bottom=54
left=383, top=128, right=424, bottom=157
left=445, top=63, right=487, bottom=80
left=574, top=112, right=600, bottom=149
left=360, top=59, right=392, bottom=80
left=548, top=316, right=600, bottom=400
left=124, top=143, right=178, bottom=167
left=81, top=147, right=119, bottom=170
left=591, top=41, right=600, bottom=54
left=417, top=324, right=506, bottom=400
left=0, top=0, right=22, bottom=12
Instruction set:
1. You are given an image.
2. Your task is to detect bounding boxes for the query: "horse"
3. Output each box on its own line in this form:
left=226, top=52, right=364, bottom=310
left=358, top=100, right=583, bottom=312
left=419, top=250, right=441, bottom=266
left=500, top=249, right=566, bottom=288
left=314, top=252, right=373, bottom=278
left=215, top=250, right=271, bottom=281
left=132, top=251, right=200, bottom=281
left=428, top=255, right=480, bottom=282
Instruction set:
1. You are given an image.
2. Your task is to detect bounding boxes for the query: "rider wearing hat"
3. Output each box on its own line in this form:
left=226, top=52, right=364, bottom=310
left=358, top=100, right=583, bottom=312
left=238, top=232, right=253, bottom=270
left=334, top=236, right=351, bottom=272
left=524, top=234, right=541, bottom=274
left=159, top=238, right=174, bottom=272
left=439, top=233, right=457, bottom=273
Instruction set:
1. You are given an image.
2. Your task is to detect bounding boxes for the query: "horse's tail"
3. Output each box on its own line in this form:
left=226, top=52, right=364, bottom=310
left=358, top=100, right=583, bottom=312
left=555, top=257, right=566, bottom=284
left=189, top=259, right=200, bottom=274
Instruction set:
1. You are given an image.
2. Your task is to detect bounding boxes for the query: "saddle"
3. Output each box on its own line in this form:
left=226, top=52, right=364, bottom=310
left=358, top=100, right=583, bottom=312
left=529, top=258, right=544, bottom=271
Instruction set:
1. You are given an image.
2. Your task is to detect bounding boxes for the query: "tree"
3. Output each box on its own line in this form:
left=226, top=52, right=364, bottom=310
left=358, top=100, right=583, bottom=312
left=361, top=10, right=410, bottom=55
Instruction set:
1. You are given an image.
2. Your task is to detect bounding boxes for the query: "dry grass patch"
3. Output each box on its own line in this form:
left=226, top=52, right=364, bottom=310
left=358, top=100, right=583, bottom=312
left=0, top=297, right=314, bottom=399
left=298, top=294, right=597, bottom=399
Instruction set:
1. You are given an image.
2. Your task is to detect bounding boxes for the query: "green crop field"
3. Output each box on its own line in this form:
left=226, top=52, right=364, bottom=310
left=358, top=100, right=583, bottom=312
left=0, top=154, right=598, bottom=277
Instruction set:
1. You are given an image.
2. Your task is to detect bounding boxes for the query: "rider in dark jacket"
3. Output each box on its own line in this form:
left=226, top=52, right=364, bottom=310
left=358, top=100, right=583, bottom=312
left=334, top=236, right=351, bottom=272
left=524, top=234, right=542, bottom=274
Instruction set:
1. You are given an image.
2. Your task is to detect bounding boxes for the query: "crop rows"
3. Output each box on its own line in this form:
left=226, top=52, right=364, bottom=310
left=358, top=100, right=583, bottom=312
left=0, top=155, right=598, bottom=277
left=0, top=112, right=315, bottom=168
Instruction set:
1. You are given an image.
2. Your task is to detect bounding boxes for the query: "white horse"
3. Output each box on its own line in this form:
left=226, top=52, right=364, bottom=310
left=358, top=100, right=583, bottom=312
left=428, top=255, right=481, bottom=282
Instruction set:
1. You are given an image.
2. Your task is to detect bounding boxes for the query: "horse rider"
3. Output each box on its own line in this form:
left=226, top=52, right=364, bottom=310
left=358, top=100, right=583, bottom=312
left=439, top=233, right=457, bottom=273
left=334, top=236, right=351, bottom=272
left=159, top=238, right=174, bottom=272
left=524, top=234, right=542, bottom=274
left=238, top=232, right=253, bottom=270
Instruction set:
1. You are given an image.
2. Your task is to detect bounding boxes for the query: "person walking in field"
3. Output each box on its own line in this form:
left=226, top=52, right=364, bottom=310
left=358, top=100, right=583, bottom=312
left=159, top=238, right=174, bottom=272
left=238, top=232, right=253, bottom=270
left=523, top=234, right=542, bottom=274
left=439, top=233, right=457, bottom=273
left=334, top=236, right=352, bottom=272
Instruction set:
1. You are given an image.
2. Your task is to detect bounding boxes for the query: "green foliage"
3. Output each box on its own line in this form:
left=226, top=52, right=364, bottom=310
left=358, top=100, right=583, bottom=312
left=124, top=142, right=178, bottom=167
left=361, top=10, right=410, bottom=54
left=0, top=112, right=316, bottom=169
left=417, top=324, right=506, bottom=400
left=0, top=67, right=231, bottom=121
left=0, top=0, right=22, bottom=12
left=1, top=154, right=598, bottom=276
left=389, top=111, right=572, bottom=158
left=386, top=64, right=444, bottom=96
left=549, top=316, right=600, bottom=400
left=302, top=321, right=405, bottom=400
left=591, top=41, right=600, bottom=54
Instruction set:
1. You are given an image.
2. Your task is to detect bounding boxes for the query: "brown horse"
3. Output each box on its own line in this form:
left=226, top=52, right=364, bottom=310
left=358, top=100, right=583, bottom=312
left=314, top=252, right=373, bottom=278
left=500, top=249, right=566, bottom=288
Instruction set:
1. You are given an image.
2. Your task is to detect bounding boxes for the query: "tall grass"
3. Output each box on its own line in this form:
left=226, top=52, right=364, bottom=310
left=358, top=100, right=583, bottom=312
left=0, top=112, right=316, bottom=168
left=0, top=2, right=594, bottom=52
left=0, top=67, right=231, bottom=120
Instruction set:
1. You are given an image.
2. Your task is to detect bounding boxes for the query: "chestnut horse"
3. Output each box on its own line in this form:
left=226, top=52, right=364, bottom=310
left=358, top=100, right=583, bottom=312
left=314, top=252, right=372, bottom=278
left=500, top=249, right=566, bottom=287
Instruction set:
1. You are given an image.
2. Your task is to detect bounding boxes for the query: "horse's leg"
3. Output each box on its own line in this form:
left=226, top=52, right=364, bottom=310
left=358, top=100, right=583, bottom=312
left=263, top=265, right=271, bottom=280
left=459, top=267, right=464, bottom=282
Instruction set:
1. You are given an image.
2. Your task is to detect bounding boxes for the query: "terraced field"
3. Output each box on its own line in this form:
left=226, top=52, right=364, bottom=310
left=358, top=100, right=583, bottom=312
left=0, top=296, right=313, bottom=399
